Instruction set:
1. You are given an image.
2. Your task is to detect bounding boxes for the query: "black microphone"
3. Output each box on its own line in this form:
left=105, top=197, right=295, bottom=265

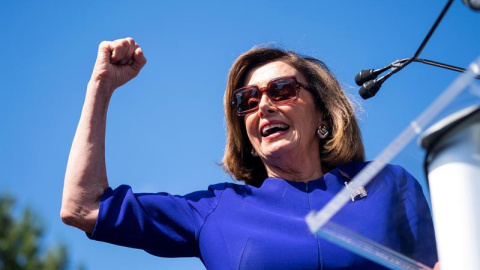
left=463, top=0, right=480, bottom=10
left=354, top=66, right=390, bottom=86
left=355, top=0, right=477, bottom=100
left=358, top=79, right=383, bottom=99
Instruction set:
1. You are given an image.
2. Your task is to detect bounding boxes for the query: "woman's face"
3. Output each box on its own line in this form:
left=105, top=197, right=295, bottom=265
left=243, top=61, right=324, bottom=162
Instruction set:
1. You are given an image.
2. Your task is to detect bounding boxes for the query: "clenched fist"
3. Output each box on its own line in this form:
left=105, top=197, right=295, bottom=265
left=90, top=37, right=147, bottom=96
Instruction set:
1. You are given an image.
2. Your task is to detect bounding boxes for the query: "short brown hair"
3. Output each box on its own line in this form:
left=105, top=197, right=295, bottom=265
left=222, top=47, right=365, bottom=187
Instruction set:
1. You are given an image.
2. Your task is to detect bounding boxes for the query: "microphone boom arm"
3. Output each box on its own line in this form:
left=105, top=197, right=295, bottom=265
left=356, top=0, right=480, bottom=99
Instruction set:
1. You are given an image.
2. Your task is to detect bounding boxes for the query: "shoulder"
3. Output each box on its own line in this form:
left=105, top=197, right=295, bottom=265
left=206, top=182, right=253, bottom=199
left=182, top=182, right=252, bottom=206
left=337, top=161, right=414, bottom=181
left=336, top=161, right=420, bottom=195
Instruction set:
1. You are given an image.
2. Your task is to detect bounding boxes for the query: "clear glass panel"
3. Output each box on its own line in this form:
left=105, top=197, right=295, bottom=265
left=306, top=56, right=480, bottom=270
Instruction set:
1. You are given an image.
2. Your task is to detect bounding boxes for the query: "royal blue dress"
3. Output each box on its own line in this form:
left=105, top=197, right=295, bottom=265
left=88, top=162, right=438, bottom=269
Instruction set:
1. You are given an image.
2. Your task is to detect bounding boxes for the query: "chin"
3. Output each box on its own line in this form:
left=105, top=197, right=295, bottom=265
left=260, top=140, right=296, bottom=158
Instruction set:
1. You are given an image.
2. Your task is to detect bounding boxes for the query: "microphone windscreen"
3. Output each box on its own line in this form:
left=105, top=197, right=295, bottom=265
left=355, top=69, right=375, bottom=86
left=359, top=80, right=382, bottom=99
left=463, top=0, right=480, bottom=10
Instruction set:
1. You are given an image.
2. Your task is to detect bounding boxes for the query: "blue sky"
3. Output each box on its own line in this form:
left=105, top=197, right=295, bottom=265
left=1, top=1, right=479, bottom=269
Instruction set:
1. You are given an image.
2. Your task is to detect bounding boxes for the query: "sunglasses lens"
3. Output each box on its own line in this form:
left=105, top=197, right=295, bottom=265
left=267, top=79, right=297, bottom=101
left=234, top=88, right=260, bottom=114
left=232, top=77, right=300, bottom=115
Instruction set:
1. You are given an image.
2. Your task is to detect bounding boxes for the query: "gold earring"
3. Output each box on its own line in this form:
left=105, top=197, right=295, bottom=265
left=317, top=125, right=329, bottom=139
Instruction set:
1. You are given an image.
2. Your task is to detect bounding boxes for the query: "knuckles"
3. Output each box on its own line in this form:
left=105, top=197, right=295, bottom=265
left=98, top=38, right=137, bottom=52
left=98, top=40, right=111, bottom=50
left=115, top=37, right=136, bottom=49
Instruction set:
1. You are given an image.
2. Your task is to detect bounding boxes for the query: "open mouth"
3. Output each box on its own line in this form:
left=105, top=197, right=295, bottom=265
left=261, top=123, right=290, bottom=137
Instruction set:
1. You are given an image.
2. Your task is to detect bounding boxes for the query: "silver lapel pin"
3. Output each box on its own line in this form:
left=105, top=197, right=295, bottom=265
left=339, top=169, right=368, bottom=202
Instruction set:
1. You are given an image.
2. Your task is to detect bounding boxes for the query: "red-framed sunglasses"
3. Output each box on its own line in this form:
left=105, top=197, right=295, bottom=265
left=230, top=76, right=311, bottom=116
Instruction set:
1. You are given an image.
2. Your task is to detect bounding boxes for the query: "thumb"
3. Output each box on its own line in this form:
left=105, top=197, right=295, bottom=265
left=96, top=41, right=114, bottom=64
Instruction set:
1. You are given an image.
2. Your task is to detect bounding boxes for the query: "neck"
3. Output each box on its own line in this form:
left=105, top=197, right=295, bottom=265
left=262, top=149, right=323, bottom=183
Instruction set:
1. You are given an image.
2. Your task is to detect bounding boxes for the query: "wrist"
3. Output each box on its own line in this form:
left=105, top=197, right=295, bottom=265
left=86, top=79, right=115, bottom=101
left=83, top=80, right=115, bottom=115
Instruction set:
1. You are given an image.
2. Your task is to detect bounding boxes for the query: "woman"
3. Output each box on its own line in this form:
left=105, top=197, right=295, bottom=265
left=61, top=37, right=438, bottom=269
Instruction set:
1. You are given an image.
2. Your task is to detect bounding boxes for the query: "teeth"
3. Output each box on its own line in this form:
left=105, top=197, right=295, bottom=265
left=261, top=123, right=289, bottom=136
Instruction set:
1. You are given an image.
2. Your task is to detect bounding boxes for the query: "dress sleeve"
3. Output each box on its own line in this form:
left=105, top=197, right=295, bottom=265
left=87, top=184, right=224, bottom=258
left=393, top=165, right=438, bottom=267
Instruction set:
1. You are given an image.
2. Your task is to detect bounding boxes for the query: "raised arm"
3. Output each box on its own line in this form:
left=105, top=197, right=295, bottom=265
left=61, top=38, right=147, bottom=233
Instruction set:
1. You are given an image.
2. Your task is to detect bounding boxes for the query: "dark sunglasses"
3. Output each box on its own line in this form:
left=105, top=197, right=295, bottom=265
left=230, top=76, right=311, bottom=116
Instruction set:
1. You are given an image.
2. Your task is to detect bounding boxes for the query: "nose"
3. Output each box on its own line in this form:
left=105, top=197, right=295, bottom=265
left=258, top=93, right=277, bottom=116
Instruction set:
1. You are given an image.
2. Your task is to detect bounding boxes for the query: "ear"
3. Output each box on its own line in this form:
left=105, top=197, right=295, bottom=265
left=316, top=112, right=331, bottom=139
left=318, top=111, right=330, bottom=129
